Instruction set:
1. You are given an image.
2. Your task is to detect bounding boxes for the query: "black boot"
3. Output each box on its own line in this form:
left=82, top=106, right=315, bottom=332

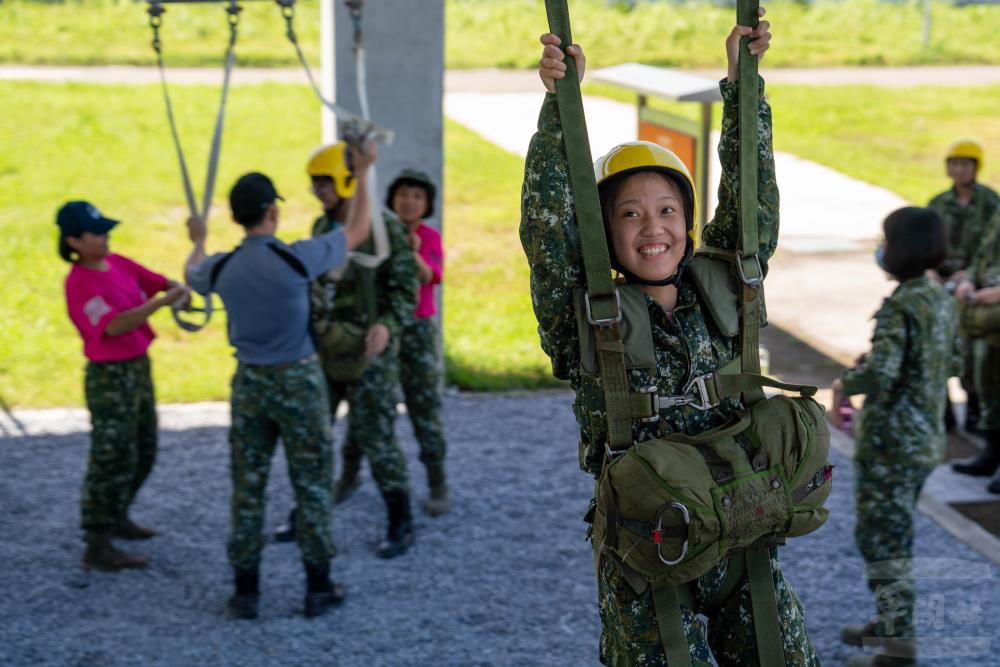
left=952, top=430, right=1000, bottom=477
left=273, top=507, right=298, bottom=543
left=303, top=560, right=346, bottom=618
left=376, top=492, right=415, bottom=559
left=425, top=463, right=450, bottom=516
left=227, top=567, right=259, bottom=620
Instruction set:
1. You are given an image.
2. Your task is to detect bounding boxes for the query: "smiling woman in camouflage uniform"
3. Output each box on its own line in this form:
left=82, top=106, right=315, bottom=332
left=832, top=208, right=960, bottom=667
left=521, top=14, right=821, bottom=667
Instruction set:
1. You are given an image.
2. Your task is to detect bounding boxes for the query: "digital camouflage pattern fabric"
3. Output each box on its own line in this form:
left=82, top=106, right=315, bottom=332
left=520, top=77, right=818, bottom=665
left=81, top=355, right=157, bottom=529
left=854, top=461, right=936, bottom=639
left=841, top=276, right=962, bottom=469
left=328, top=338, right=411, bottom=497
left=399, top=318, right=447, bottom=467
left=969, top=209, right=1000, bottom=430
left=841, top=275, right=961, bottom=640
left=227, top=361, right=335, bottom=570
left=928, top=183, right=1000, bottom=277
left=312, top=213, right=418, bottom=497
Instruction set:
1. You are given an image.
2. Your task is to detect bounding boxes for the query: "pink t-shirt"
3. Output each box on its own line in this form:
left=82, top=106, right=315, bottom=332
left=414, top=223, right=443, bottom=319
left=64, top=254, right=168, bottom=362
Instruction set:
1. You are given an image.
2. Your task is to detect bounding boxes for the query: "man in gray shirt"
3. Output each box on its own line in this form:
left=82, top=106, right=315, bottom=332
left=185, top=145, right=375, bottom=620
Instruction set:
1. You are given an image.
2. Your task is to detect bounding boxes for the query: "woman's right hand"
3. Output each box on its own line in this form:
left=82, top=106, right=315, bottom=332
left=538, top=33, right=586, bottom=94
left=160, top=283, right=190, bottom=307
left=955, top=280, right=977, bottom=303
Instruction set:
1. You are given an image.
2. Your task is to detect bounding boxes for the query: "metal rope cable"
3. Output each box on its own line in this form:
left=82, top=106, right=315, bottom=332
left=277, top=0, right=391, bottom=269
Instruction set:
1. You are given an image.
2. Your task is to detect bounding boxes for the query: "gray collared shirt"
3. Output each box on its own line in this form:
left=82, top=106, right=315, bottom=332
left=188, top=230, right=347, bottom=364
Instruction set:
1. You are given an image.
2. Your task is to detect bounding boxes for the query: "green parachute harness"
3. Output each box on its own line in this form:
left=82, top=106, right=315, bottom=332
left=543, top=2, right=834, bottom=665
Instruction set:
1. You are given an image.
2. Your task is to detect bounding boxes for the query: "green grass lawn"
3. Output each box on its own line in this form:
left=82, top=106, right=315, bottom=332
left=3, top=79, right=999, bottom=407
left=3, top=0, right=1000, bottom=69
left=0, top=80, right=559, bottom=408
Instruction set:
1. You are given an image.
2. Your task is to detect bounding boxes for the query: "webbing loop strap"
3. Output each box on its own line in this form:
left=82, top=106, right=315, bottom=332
left=278, top=0, right=391, bottom=270
left=736, top=0, right=765, bottom=408
left=651, top=583, right=694, bottom=667
left=544, top=0, right=618, bottom=320
left=148, top=0, right=240, bottom=331
left=746, top=549, right=787, bottom=667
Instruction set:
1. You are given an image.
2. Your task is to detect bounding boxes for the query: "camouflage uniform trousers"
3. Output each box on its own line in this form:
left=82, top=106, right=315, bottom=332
left=854, top=459, right=936, bottom=638
left=597, top=550, right=819, bottom=666
left=228, top=360, right=335, bottom=570
left=399, top=318, right=446, bottom=467
left=330, top=339, right=410, bottom=498
left=973, top=339, right=1000, bottom=431
left=81, top=355, right=157, bottom=530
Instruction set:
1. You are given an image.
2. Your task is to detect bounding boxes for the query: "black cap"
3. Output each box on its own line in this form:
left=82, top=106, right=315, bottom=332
left=56, top=201, right=119, bottom=236
left=229, top=172, right=285, bottom=224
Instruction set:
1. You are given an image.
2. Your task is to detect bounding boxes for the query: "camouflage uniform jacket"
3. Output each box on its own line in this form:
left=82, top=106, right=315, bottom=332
left=969, top=208, right=1000, bottom=289
left=841, top=275, right=961, bottom=468
left=928, top=182, right=1000, bottom=277
left=520, top=77, right=779, bottom=477
left=310, top=214, right=418, bottom=341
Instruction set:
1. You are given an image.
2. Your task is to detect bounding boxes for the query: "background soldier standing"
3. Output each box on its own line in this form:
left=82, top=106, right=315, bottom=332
left=337, top=169, right=450, bottom=516
left=954, top=208, right=1000, bottom=493
left=928, top=140, right=999, bottom=433
left=276, top=143, right=419, bottom=560
left=185, top=159, right=374, bottom=619
left=832, top=208, right=960, bottom=667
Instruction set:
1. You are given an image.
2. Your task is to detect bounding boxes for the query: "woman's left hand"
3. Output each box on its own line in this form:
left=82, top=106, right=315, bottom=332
left=364, top=323, right=390, bottom=357
left=829, top=378, right=845, bottom=428
left=726, top=6, right=770, bottom=82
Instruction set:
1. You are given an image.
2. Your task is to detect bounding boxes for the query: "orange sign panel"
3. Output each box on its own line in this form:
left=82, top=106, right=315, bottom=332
left=638, top=120, right=696, bottom=177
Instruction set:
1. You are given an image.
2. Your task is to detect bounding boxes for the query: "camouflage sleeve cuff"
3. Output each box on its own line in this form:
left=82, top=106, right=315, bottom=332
left=538, top=93, right=561, bottom=133
left=718, top=75, right=765, bottom=106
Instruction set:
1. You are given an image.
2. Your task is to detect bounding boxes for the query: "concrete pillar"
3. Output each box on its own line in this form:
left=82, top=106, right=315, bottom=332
left=321, top=0, right=444, bottom=234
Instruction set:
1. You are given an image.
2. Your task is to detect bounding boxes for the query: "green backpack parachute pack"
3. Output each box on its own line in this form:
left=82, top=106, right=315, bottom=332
left=544, top=1, right=832, bottom=664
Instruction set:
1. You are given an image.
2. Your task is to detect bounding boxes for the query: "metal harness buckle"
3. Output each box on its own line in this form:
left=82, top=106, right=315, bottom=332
left=584, top=289, right=623, bottom=327
left=656, top=373, right=718, bottom=411
left=736, top=253, right=764, bottom=287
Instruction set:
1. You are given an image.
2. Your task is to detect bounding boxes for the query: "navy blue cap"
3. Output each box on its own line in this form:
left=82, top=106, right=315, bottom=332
left=56, top=201, right=119, bottom=236
left=230, top=172, right=285, bottom=224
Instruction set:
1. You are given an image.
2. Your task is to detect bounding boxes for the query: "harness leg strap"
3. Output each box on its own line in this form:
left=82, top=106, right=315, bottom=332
left=746, top=548, right=787, bottom=667
left=651, top=582, right=695, bottom=667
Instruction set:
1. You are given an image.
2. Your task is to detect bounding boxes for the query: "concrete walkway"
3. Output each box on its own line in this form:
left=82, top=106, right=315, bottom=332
left=4, top=64, right=1000, bottom=88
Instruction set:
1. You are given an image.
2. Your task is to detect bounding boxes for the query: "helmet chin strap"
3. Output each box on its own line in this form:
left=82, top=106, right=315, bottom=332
left=614, top=237, right=694, bottom=287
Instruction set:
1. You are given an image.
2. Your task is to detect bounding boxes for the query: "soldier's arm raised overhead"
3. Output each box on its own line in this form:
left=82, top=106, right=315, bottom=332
left=701, top=14, right=777, bottom=270
left=519, top=36, right=588, bottom=380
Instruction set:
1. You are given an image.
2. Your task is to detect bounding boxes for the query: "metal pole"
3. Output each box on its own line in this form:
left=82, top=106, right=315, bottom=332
left=923, top=0, right=932, bottom=47
left=320, top=0, right=336, bottom=142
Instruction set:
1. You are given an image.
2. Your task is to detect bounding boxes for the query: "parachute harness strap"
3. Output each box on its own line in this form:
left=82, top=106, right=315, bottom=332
left=146, top=0, right=242, bottom=332
left=278, top=0, right=390, bottom=269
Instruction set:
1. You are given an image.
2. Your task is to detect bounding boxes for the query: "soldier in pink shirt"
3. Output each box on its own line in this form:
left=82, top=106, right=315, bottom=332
left=58, top=200, right=188, bottom=572
left=390, top=170, right=450, bottom=515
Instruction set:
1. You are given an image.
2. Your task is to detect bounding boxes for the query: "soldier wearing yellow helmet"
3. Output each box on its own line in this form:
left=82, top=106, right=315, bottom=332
left=521, top=14, right=824, bottom=667
left=274, top=141, right=420, bottom=560
left=929, top=139, right=999, bottom=435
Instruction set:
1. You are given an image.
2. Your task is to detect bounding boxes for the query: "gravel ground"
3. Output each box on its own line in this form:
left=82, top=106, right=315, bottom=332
left=1, top=392, right=997, bottom=666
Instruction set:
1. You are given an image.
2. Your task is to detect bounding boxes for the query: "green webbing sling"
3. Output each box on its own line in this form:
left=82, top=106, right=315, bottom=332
left=545, top=0, right=635, bottom=450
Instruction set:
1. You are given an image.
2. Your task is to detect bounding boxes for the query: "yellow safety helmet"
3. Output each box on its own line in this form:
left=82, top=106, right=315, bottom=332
left=307, top=142, right=356, bottom=199
left=946, top=139, right=984, bottom=167
left=594, top=141, right=698, bottom=240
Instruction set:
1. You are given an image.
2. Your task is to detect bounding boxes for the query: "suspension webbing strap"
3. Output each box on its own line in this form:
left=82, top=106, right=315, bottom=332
left=148, top=0, right=240, bottom=332
left=736, top=0, right=765, bottom=405
left=746, top=548, right=786, bottom=667
left=651, top=583, right=694, bottom=667
left=277, top=0, right=390, bottom=270
left=544, top=0, right=633, bottom=451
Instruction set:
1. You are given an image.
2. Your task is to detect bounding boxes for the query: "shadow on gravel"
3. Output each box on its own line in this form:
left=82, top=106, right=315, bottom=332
left=0, top=394, right=997, bottom=666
